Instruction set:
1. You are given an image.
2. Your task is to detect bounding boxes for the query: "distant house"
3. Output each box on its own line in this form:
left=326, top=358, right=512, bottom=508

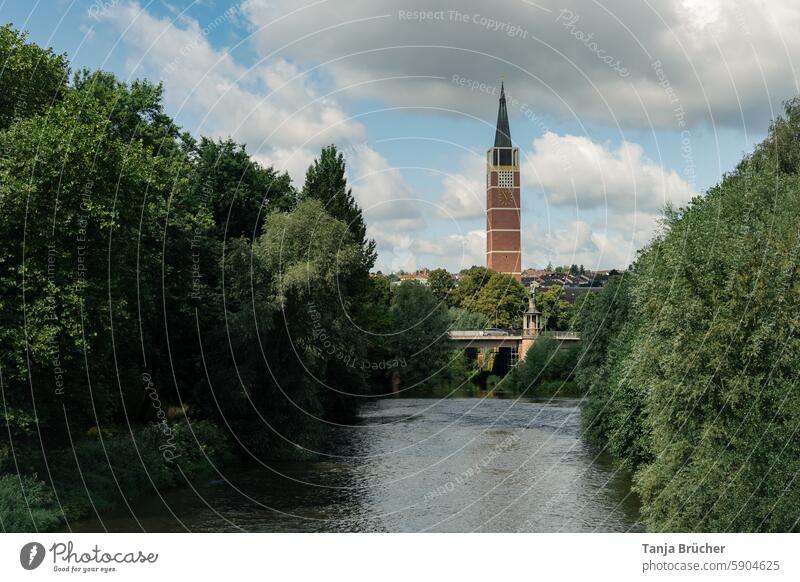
left=396, top=268, right=430, bottom=285
left=520, top=267, right=623, bottom=301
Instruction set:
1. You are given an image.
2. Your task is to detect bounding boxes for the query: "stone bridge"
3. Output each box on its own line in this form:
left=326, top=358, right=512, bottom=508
left=447, top=330, right=580, bottom=373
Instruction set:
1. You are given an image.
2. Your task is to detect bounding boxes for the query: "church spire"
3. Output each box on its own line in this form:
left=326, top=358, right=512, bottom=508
left=494, top=81, right=512, bottom=148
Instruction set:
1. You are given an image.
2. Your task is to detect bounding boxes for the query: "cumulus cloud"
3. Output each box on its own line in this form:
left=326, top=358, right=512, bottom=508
left=525, top=132, right=697, bottom=211
left=524, top=220, right=637, bottom=270
left=370, top=228, right=486, bottom=273
left=347, top=146, right=424, bottom=225
left=93, top=1, right=363, bottom=159
left=437, top=154, right=485, bottom=219
left=242, top=0, right=800, bottom=130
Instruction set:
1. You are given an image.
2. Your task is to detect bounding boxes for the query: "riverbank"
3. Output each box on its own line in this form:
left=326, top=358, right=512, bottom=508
left=0, top=420, right=236, bottom=532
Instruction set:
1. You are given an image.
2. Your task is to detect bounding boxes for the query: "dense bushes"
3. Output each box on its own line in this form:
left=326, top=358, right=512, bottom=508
left=503, top=336, right=580, bottom=396
left=576, top=99, right=800, bottom=532
left=0, top=474, right=61, bottom=532
left=576, top=274, right=651, bottom=470
left=0, top=420, right=234, bottom=532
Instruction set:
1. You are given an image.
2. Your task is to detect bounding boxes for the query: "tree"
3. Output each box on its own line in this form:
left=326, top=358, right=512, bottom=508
left=537, top=286, right=574, bottom=330
left=388, top=281, right=452, bottom=389
left=427, top=268, right=454, bottom=304
left=578, top=98, right=800, bottom=532
left=627, top=109, right=800, bottom=530
left=357, top=274, right=394, bottom=390
left=0, top=25, right=68, bottom=130
left=72, top=70, right=184, bottom=154
left=570, top=291, right=595, bottom=329
left=504, top=336, right=579, bottom=395
left=301, top=145, right=376, bottom=271
left=575, top=274, right=649, bottom=470
left=201, top=199, right=369, bottom=455
left=193, top=137, right=295, bottom=241
left=451, top=265, right=491, bottom=308
left=0, top=70, right=199, bottom=438
left=448, top=307, right=488, bottom=330
left=462, top=272, right=527, bottom=328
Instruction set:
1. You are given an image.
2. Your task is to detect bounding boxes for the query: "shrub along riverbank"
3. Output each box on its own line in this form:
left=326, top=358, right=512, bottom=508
left=0, top=420, right=235, bottom=532
left=574, top=99, right=800, bottom=532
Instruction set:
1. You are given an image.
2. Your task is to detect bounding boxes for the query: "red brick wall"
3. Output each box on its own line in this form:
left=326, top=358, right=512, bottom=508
left=487, top=208, right=521, bottom=229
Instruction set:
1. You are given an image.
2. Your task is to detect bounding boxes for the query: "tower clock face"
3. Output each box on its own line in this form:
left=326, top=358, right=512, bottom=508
left=499, top=190, right=515, bottom=206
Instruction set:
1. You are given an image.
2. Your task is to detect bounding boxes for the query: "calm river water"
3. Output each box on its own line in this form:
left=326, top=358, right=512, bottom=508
left=66, top=397, right=642, bottom=532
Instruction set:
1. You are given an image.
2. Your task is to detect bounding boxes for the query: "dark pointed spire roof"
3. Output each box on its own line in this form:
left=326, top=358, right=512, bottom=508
left=494, top=81, right=512, bottom=147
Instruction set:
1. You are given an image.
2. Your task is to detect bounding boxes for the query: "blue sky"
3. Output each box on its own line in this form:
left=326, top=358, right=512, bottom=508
left=5, top=0, right=797, bottom=271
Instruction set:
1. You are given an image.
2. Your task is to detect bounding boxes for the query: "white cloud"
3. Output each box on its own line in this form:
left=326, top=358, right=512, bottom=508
left=94, top=1, right=363, bottom=163
left=370, top=228, right=485, bottom=273
left=525, top=132, right=696, bottom=211
left=242, top=0, right=800, bottom=130
left=348, top=146, right=424, bottom=224
left=252, top=148, right=315, bottom=184
left=437, top=154, right=485, bottom=219
left=524, top=220, right=636, bottom=270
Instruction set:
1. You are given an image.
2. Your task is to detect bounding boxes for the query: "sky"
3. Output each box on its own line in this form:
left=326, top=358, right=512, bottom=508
left=4, top=0, right=799, bottom=272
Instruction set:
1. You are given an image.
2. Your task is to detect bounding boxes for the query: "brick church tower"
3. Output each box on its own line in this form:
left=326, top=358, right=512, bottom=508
left=486, top=82, right=522, bottom=280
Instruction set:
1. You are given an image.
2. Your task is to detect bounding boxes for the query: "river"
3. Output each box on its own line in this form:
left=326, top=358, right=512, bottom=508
left=66, top=396, right=642, bottom=532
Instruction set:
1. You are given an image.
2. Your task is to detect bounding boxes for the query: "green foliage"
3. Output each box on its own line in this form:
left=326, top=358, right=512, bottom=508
left=574, top=274, right=651, bottom=470
left=201, top=199, right=369, bottom=456
left=537, top=286, right=575, bottom=331
left=504, top=337, right=579, bottom=395
left=451, top=266, right=490, bottom=307
left=0, top=24, right=69, bottom=130
left=0, top=419, right=234, bottom=532
left=427, top=268, right=455, bottom=304
left=576, top=98, right=800, bottom=532
left=0, top=73, right=195, bottom=434
left=72, top=70, right=184, bottom=153
left=0, top=474, right=61, bottom=532
left=193, top=137, right=295, bottom=240
left=629, top=115, right=800, bottom=530
left=448, top=307, right=489, bottom=330
left=301, top=145, right=376, bottom=270
left=441, top=266, right=527, bottom=331
left=461, top=271, right=527, bottom=328
left=446, top=349, right=481, bottom=386
left=0, top=28, right=388, bottom=531
left=357, top=275, right=394, bottom=385
left=388, top=281, right=452, bottom=388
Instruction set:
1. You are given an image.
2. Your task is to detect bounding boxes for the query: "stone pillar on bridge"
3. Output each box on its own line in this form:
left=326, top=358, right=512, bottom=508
left=519, top=282, right=542, bottom=361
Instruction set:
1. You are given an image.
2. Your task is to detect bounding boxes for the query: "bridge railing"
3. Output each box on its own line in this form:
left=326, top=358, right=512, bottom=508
left=448, top=329, right=516, bottom=337
left=448, top=330, right=580, bottom=340
left=541, top=330, right=581, bottom=340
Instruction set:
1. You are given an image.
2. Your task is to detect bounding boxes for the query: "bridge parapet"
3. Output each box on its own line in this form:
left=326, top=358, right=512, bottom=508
left=541, top=331, right=581, bottom=341
left=448, top=330, right=580, bottom=341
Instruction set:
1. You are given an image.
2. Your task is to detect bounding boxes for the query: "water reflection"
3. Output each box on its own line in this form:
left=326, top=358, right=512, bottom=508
left=66, top=397, right=642, bottom=532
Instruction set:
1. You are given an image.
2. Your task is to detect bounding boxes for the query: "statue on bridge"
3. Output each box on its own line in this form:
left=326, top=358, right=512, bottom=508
left=523, top=282, right=542, bottom=338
